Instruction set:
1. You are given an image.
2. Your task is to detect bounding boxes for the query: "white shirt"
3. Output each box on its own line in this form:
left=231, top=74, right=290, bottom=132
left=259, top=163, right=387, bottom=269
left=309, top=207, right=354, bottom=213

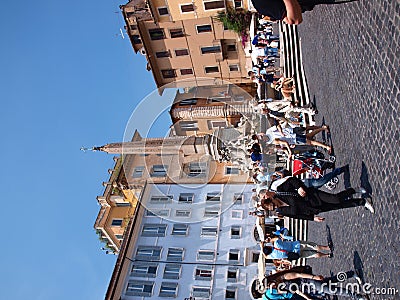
left=266, top=125, right=296, bottom=144
left=270, top=177, right=290, bottom=191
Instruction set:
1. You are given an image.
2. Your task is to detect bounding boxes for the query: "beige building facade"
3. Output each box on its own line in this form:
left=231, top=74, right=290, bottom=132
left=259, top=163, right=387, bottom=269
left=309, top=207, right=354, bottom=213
left=170, top=84, right=254, bottom=136
left=94, top=129, right=251, bottom=252
left=121, top=0, right=253, bottom=90
left=94, top=156, right=140, bottom=253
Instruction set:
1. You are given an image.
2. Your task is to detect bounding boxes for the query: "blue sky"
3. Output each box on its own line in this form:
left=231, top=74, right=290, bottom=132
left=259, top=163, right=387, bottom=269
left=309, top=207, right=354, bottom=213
left=0, top=1, right=169, bottom=299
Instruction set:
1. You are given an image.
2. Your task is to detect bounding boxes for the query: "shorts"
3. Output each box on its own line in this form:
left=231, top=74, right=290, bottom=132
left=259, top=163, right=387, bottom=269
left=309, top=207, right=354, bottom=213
left=299, top=241, right=319, bottom=258
left=296, top=134, right=307, bottom=144
left=293, top=127, right=306, bottom=134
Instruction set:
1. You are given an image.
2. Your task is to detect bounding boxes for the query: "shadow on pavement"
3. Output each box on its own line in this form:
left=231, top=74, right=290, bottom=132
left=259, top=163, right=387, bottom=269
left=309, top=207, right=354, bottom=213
left=360, top=161, right=373, bottom=197
left=353, top=251, right=365, bottom=284
left=326, top=224, right=334, bottom=252
left=311, top=95, right=318, bottom=111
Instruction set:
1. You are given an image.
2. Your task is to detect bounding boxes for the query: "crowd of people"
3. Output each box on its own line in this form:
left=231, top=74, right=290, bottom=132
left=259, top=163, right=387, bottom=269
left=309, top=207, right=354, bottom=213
left=242, top=16, right=373, bottom=300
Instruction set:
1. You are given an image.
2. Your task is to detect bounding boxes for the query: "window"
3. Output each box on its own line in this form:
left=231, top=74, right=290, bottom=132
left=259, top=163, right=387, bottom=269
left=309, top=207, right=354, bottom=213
left=170, top=28, right=185, bottom=38
left=116, top=201, right=131, bottom=207
left=126, top=280, right=154, bottom=297
left=175, top=209, right=191, bottom=218
left=226, top=287, right=237, bottom=299
left=156, top=51, right=171, bottom=58
left=201, top=226, right=218, bottom=237
left=180, top=121, right=198, bottom=131
left=205, top=66, right=219, bottom=73
left=225, top=166, right=239, bottom=175
left=174, top=48, right=189, bottom=56
left=159, top=282, right=178, bottom=298
left=230, top=226, right=241, bottom=239
left=157, top=7, right=169, bottom=15
left=210, top=121, right=226, bottom=128
left=180, top=68, right=193, bottom=75
left=233, top=193, right=243, bottom=204
left=167, top=248, right=184, bottom=261
left=163, top=264, right=181, bottom=279
left=145, top=210, right=156, bottom=217
left=115, top=234, right=123, bottom=240
left=141, top=224, right=167, bottom=237
left=146, top=209, right=170, bottom=217
left=179, top=99, right=197, bottom=105
left=231, top=210, right=243, bottom=219
left=227, top=267, right=238, bottom=282
left=172, top=224, right=189, bottom=236
left=229, top=64, right=240, bottom=72
left=180, top=3, right=194, bottom=12
left=204, top=0, right=225, bottom=10
left=111, top=219, right=123, bottom=226
left=161, top=69, right=176, bottom=79
left=150, top=195, right=173, bottom=203
left=201, top=46, right=221, bottom=54
left=252, top=252, right=260, bottom=263
left=228, top=249, right=240, bottom=262
left=227, top=44, right=237, bottom=51
left=206, top=192, right=221, bottom=202
left=132, top=166, right=144, bottom=178
left=136, top=246, right=162, bottom=260
left=195, top=265, right=213, bottom=280
left=129, top=25, right=137, bottom=30
left=197, top=250, right=215, bottom=261
left=132, top=35, right=142, bottom=44
left=151, top=165, right=168, bottom=177
left=196, top=24, right=212, bottom=33
left=188, top=162, right=207, bottom=177
left=178, top=193, right=194, bottom=203
left=149, top=28, right=165, bottom=40
left=204, top=208, right=219, bottom=218
left=234, top=0, right=242, bottom=8
left=131, top=263, right=158, bottom=278
left=192, top=286, right=211, bottom=298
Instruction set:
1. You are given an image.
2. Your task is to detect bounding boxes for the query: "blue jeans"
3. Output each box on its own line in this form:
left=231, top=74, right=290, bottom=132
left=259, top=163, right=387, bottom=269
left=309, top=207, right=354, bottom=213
left=303, top=167, right=343, bottom=188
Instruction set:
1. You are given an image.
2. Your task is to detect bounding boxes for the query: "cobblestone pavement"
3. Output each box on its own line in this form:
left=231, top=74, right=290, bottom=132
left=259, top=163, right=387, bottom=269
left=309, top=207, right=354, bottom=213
left=297, top=1, right=400, bottom=299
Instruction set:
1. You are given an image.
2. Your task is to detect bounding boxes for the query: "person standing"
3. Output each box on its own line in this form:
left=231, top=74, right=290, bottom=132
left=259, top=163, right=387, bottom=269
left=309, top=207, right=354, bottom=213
left=259, top=176, right=374, bottom=221
left=251, top=0, right=359, bottom=25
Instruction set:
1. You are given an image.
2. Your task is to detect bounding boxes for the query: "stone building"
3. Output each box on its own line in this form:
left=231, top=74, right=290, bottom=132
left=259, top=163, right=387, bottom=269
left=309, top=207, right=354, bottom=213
left=94, top=129, right=251, bottom=253
left=104, top=182, right=276, bottom=300
left=120, top=0, right=255, bottom=92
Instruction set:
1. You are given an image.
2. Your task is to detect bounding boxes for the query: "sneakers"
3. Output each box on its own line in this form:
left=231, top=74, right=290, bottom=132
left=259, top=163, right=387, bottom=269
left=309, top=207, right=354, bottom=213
left=353, top=274, right=363, bottom=285
left=364, top=198, right=375, bottom=214
left=354, top=187, right=367, bottom=194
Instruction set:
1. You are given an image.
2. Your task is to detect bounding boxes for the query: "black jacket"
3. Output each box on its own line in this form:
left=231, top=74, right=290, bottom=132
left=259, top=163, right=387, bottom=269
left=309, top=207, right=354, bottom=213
left=274, top=177, right=321, bottom=220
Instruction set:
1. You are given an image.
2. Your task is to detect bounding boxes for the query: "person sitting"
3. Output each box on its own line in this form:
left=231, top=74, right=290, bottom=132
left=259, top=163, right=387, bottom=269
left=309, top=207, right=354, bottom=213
left=270, top=166, right=347, bottom=189
left=261, top=237, right=332, bottom=260
left=248, top=143, right=263, bottom=162
left=265, top=124, right=332, bottom=154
